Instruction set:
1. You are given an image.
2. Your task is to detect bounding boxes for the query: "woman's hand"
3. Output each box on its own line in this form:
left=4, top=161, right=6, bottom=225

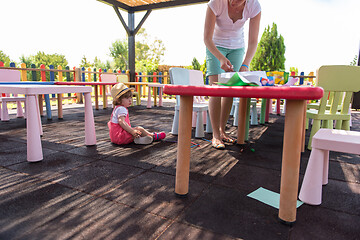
left=220, top=57, right=234, bottom=72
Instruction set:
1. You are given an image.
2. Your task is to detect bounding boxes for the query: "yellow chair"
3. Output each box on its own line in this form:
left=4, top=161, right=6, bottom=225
left=306, top=65, right=360, bottom=150
left=116, top=74, right=141, bottom=106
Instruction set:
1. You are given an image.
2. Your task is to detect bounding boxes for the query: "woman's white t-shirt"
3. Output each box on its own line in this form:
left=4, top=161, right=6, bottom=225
left=111, top=106, right=128, bottom=123
left=208, top=0, right=261, bottom=49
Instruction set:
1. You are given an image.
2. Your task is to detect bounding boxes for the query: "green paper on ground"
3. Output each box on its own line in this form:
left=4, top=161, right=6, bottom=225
left=247, top=187, right=303, bottom=209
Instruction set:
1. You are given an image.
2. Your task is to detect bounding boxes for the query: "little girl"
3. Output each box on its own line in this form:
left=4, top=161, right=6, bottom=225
left=108, top=83, right=166, bottom=145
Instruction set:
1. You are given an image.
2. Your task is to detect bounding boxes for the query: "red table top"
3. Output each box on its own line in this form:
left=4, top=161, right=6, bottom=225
left=163, top=85, right=324, bottom=100
left=55, top=82, right=117, bottom=86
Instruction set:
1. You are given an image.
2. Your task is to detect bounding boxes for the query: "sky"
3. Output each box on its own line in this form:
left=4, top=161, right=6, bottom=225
left=0, top=0, right=359, bottom=73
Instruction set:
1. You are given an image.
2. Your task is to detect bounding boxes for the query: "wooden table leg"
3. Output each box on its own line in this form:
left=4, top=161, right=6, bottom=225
left=57, top=93, right=63, bottom=119
left=94, top=86, right=99, bottom=110
left=26, top=95, right=43, bottom=162
left=102, top=85, right=107, bottom=109
left=175, top=95, right=193, bottom=196
left=301, top=101, right=307, bottom=152
left=279, top=99, right=305, bottom=224
left=236, top=97, right=248, bottom=144
left=38, top=94, right=44, bottom=116
left=84, top=92, right=96, bottom=146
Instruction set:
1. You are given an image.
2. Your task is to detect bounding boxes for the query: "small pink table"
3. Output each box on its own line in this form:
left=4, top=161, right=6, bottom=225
left=0, top=85, right=96, bottom=162
left=55, top=81, right=165, bottom=109
left=163, top=85, right=324, bottom=224
left=55, top=81, right=117, bottom=110
left=147, top=83, right=166, bottom=108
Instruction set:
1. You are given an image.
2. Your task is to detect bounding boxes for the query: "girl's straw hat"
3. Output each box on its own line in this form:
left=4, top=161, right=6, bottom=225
left=111, top=83, right=134, bottom=99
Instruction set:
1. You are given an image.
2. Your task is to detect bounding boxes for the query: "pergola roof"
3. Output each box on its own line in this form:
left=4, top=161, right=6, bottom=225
left=97, top=0, right=208, bottom=81
left=99, top=0, right=208, bottom=12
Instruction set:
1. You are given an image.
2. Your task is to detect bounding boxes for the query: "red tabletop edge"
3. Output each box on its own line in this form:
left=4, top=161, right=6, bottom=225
left=163, top=85, right=324, bottom=100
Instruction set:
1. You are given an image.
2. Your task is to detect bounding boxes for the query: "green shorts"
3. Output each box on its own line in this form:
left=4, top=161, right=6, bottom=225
left=206, top=46, right=245, bottom=77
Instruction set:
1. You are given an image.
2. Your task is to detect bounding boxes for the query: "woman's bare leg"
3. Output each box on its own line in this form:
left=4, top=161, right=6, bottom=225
left=208, top=75, right=223, bottom=146
left=220, top=97, right=234, bottom=139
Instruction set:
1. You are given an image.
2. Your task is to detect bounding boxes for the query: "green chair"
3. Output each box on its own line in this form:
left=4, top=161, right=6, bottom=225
left=306, top=65, right=360, bottom=150
left=307, top=91, right=343, bottom=111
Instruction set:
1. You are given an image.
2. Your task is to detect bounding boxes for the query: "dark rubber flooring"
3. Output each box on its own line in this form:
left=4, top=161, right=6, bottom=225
left=1, top=100, right=359, bottom=240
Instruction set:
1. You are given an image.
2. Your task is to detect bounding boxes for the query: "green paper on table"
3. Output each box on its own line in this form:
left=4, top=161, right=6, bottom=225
left=217, top=72, right=261, bottom=86
left=247, top=187, right=303, bottom=209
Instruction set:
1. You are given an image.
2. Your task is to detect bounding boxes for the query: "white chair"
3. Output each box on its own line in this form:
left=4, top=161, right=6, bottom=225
left=299, top=129, right=360, bottom=205
left=0, top=69, right=25, bottom=121
left=231, top=98, right=258, bottom=126
left=169, top=67, right=212, bottom=138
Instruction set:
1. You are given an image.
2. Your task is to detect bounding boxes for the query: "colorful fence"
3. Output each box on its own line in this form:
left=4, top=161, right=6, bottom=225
left=0, top=62, right=173, bottom=108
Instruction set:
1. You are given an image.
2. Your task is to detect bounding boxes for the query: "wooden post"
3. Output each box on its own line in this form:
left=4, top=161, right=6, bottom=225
left=57, top=65, right=63, bottom=112
left=163, top=72, right=168, bottom=98
left=153, top=72, right=157, bottom=106
left=31, top=64, right=44, bottom=116
left=65, top=66, right=71, bottom=99
left=40, top=64, right=52, bottom=120
left=20, top=63, right=27, bottom=81
left=75, top=68, right=82, bottom=103
left=58, top=65, right=63, bottom=81
left=49, top=65, right=55, bottom=98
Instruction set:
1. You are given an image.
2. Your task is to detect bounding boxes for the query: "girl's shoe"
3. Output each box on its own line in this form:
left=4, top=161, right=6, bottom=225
left=134, top=136, right=153, bottom=145
left=153, top=132, right=166, bottom=141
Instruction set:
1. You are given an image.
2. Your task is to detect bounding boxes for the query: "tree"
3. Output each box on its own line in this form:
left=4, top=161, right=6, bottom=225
left=93, top=56, right=111, bottom=70
left=0, top=50, right=12, bottom=66
left=20, top=51, right=68, bottom=80
left=80, top=56, right=93, bottom=68
left=109, top=28, right=165, bottom=72
left=20, top=51, right=68, bottom=69
left=192, top=57, right=201, bottom=70
left=109, top=40, right=128, bottom=70
left=251, top=23, right=285, bottom=71
left=350, top=54, right=358, bottom=66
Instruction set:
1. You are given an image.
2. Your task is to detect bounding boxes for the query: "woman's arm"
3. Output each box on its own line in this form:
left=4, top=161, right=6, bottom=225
left=240, top=11, right=261, bottom=71
left=204, top=6, right=234, bottom=72
left=118, top=116, right=140, bottom=138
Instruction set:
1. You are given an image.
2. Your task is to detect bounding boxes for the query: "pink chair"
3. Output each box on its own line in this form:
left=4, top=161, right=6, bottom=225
left=0, top=69, right=25, bottom=121
left=299, top=129, right=360, bottom=205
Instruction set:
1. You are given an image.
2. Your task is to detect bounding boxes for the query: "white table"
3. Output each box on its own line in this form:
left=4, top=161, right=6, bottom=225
left=0, top=85, right=96, bottom=162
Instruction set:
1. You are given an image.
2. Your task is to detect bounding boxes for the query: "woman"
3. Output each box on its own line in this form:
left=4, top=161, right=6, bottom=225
left=204, top=0, right=261, bottom=149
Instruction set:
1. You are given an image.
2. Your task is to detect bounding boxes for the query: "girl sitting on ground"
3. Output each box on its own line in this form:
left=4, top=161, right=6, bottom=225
left=108, top=83, right=166, bottom=145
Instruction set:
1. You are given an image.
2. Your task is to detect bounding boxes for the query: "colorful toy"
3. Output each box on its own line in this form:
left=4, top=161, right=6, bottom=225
left=260, top=76, right=275, bottom=86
